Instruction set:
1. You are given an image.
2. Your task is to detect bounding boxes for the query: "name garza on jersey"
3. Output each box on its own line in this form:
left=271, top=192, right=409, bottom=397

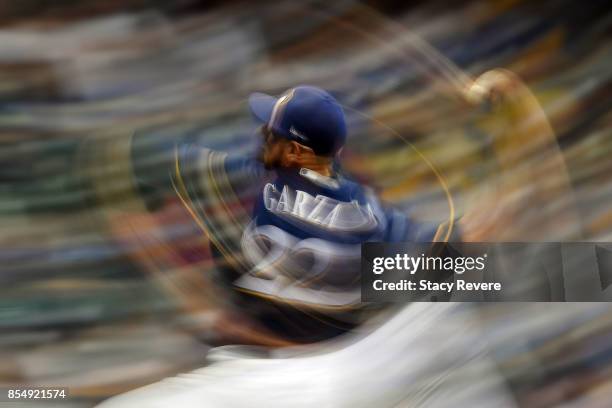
left=262, top=183, right=379, bottom=233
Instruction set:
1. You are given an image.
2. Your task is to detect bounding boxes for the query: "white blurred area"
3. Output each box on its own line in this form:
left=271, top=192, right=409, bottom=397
left=98, top=304, right=519, bottom=407
left=0, top=0, right=611, bottom=407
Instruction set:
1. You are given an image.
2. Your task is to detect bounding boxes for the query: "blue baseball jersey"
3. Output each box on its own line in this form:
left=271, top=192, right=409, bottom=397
left=252, top=167, right=437, bottom=245
left=132, top=131, right=446, bottom=280
left=168, top=141, right=442, bottom=258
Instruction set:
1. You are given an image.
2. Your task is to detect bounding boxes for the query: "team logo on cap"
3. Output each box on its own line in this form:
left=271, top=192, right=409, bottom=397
left=289, top=126, right=308, bottom=142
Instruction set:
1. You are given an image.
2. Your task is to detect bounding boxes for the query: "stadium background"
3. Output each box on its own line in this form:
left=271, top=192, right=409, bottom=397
left=1, top=0, right=611, bottom=406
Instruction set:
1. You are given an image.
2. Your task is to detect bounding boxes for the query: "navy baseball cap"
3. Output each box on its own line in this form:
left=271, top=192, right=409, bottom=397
left=248, top=85, right=347, bottom=157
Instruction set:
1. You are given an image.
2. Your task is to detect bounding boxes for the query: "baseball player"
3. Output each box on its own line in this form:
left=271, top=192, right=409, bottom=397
left=130, top=85, right=449, bottom=342
left=97, top=70, right=565, bottom=408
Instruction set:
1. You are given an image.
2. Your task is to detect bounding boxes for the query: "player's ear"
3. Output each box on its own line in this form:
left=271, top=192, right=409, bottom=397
left=283, top=141, right=316, bottom=167
left=283, top=141, right=303, bottom=166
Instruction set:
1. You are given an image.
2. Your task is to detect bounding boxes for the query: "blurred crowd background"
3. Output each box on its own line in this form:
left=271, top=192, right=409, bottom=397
left=1, top=0, right=611, bottom=406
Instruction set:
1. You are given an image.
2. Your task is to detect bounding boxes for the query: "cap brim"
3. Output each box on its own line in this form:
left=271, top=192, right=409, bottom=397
left=248, top=92, right=277, bottom=123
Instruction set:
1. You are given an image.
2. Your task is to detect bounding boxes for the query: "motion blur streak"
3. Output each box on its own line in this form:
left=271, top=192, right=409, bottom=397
left=98, top=304, right=517, bottom=407
left=0, top=0, right=611, bottom=407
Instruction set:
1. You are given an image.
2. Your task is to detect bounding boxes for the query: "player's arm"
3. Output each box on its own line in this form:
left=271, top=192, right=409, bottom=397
left=130, top=129, right=264, bottom=210
left=460, top=69, right=579, bottom=241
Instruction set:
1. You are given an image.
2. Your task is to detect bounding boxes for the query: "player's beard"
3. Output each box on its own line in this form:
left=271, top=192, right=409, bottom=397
left=256, top=144, right=269, bottom=168
left=262, top=153, right=282, bottom=170
left=257, top=146, right=276, bottom=170
left=256, top=129, right=275, bottom=169
left=259, top=142, right=284, bottom=170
